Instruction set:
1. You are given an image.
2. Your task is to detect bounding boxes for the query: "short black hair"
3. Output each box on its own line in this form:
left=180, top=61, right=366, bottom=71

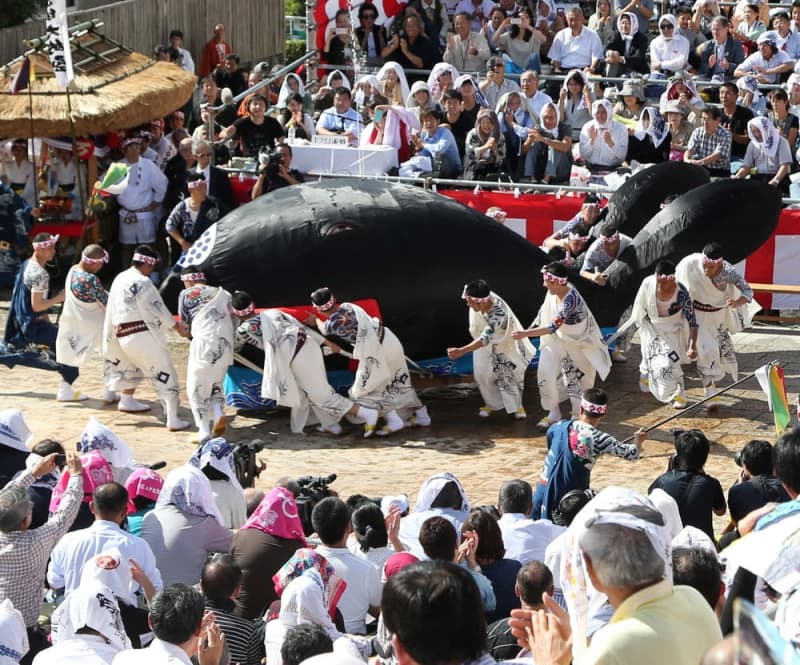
left=201, top=553, right=242, bottom=603
left=92, top=483, right=129, bottom=517
left=310, top=287, right=334, bottom=307
left=702, top=242, right=724, bottom=260
left=358, top=3, right=379, bottom=18
left=169, top=29, right=184, bottom=40
left=225, top=53, right=240, bottom=64
left=465, top=279, right=490, bottom=299
left=498, top=479, right=533, bottom=515
left=352, top=502, right=388, bottom=552
left=232, top=290, right=253, bottom=311
left=149, top=584, right=205, bottom=645
left=281, top=623, right=334, bottom=665
left=185, top=171, right=206, bottom=184
left=442, top=89, right=463, bottom=103
left=31, top=439, right=64, bottom=458
left=419, top=515, right=457, bottom=561
left=333, top=86, right=352, bottom=99
left=701, top=106, right=723, bottom=121
left=774, top=427, right=800, bottom=494
left=516, top=561, right=553, bottom=607
left=543, top=261, right=568, bottom=278
left=581, top=388, right=608, bottom=416
left=655, top=260, right=676, bottom=276
left=719, top=81, right=737, bottom=95
left=674, top=429, right=711, bottom=471
left=382, top=561, right=487, bottom=665
left=247, top=94, right=268, bottom=112
left=740, top=439, right=774, bottom=476
left=672, top=547, right=721, bottom=609
left=311, top=496, right=350, bottom=545
left=181, top=264, right=205, bottom=279
left=553, top=489, right=595, bottom=527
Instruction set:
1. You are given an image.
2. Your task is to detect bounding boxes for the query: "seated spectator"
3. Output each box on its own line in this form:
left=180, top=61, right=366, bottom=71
left=604, top=12, right=649, bottom=78
left=664, top=99, right=696, bottom=160
left=382, top=14, right=440, bottom=85
left=628, top=107, right=672, bottom=164
left=461, top=508, right=522, bottom=623
left=676, top=6, right=707, bottom=70
left=684, top=106, right=733, bottom=178
left=734, top=33, right=794, bottom=84
left=659, top=72, right=706, bottom=117
left=348, top=501, right=404, bottom=573
left=692, top=0, right=721, bottom=39
left=410, top=109, right=462, bottom=178
left=480, top=56, right=521, bottom=110
left=231, top=485, right=306, bottom=620
left=672, top=544, right=724, bottom=617
left=200, top=554, right=263, bottom=665
left=496, top=91, right=535, bottom=177
left=418, top=515, right=496, bottom=611
left=650, top=15, right=690, bottom=76
left=486, top=561, right=554, bottom=660
left=463, top=108, right=507, bottom=179
left=21, top=439, right=64, bottom=529
left=277, top=73, right=313, bottom=114
left=281, top=623, right=334, bottom=665
left=440, top=89, right=471, bottom=161
left=426, top=62, right=459, bottom=107
left=770, top=9, right=800, bottom=60
left=0, top=600, right=28, bottom=665
left=579, top=99, right=629, bottom=171
left=317, top=87, right=362, bottom=146
left=361, top=97, right=419, bottom=165
left=483, top=6, right=507, bottom=52
left=36, top=579, right=130, bottom=663
left=377, top=62, right=410, bottom=107
left=190, top=437, right=247, bottom=529
left=141, top=465, right=233, bottom=586
left=727, top=439, right=790, bottom=525
left=50, top=451, right=114, bottom=532
left=736, top=75, right=766, bottom=116
left=734, top=116, right=793, bottom=191
left=124, top=467, right=163, bottom=537
left=548, top=7, right=604, bottom=84
left=313, top=69, right=350, bottom=114
left=218, top=94, right=285, bottom=157
left=768, top=88, right=799, bottom=155
left=492, top=7, right=546, bottom=74
left=696, top=16, right=744, bottom=84
left=112, top=584, right=225, bottom=665
left=398, top=472, right=470, bottom=556
left=444, top=11, right=491, bottom=73
left=278, top=93, right=316, bottom=140
left=648, top=429, right=726, bottom=540
left=613, top=79, right=645, bottom=122
left=355, top=3, right=387, bottom=68
left=410, top=0, right=451, bottom=47
left=588, top=0, right=615, bottom=47
left=312, top=497, right=382, bottom=635
left=496, top=479, right=565, bottom=565
left=519, top=69, right=552, bottom=117
left=265, top=549, right=372, bottom=664
left=732, top=3, right=766, bottom=46
left=213, top=53, right=247, bottom=97
left=558, top=69, right=593, bottom=141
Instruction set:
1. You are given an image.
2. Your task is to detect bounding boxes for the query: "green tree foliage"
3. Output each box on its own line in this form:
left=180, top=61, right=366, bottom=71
left=285, top=0, right=304, bottom=16
left=284, top=38, right=305, bottom=63
left=1, top=0, right=45, bottom=29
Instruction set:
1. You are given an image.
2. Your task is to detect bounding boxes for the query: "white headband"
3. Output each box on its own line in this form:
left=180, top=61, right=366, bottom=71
left=313, top=292, right=336, bottom=312
left=132, top=253, right=157, bottom=265
left=32, top=234, right=59, bottom=249
left=461, top=284, right=492, bottom=303
left=542, top=269, right=568, bottom=285
left=232, top=302, right=254, bottom=317
left=182, top=272, right=206, bottom=282
left=82, top=249, right=109, bottom=264
left=581, top=398, right=607, bottom=415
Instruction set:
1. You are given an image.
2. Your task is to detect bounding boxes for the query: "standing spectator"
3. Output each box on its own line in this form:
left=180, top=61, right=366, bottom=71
left=169, top=29, right=195, bottom=73
left=192, top=75, right=236, bottom=131
left=648, top=429, right=727, bottom=540
left=218, top=95, right=285, bottom=157
left=684, top=106, right=732, bottom=177
left=214, top=54, right=247, bottom=97
left=192, top=139, right=235, bottom=210
left=323, top=9, right=354, bottom=76
left=444, top=11, right=491, bottom=72
left=199, top=23, right=232, bottom=77
left=0, top=452, right=83, bottom=661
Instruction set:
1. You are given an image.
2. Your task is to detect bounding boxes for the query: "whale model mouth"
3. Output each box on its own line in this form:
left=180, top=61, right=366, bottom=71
left=320, top=222, right=358, bottom=237
left=180, top=224, right=218, bottom=267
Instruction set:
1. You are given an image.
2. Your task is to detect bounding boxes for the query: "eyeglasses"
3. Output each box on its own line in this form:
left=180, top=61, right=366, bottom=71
left=491, top=63, right=505, bottom=69
left=660, top=23, right=674, bottom=30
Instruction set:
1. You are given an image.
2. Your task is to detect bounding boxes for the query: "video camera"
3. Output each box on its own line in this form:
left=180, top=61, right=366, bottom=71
left=232, top=439, right=267, bottom=488
left=295, top=473, right=337, bottom=536
left=258, top=147, right=282, bottom=178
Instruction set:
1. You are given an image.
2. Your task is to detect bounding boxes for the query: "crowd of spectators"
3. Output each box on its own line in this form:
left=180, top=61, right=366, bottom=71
left=0, top=405, right=799, bottom=664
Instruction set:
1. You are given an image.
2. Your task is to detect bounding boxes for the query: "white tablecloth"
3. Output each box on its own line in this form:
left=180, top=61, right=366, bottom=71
left=289, top=143, right=398, bottom=176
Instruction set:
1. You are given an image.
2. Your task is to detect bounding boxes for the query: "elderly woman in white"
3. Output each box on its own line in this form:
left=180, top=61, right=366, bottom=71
left=649, top=14, right=689, bottom=75
left=579, top=99, right=628, bottom=170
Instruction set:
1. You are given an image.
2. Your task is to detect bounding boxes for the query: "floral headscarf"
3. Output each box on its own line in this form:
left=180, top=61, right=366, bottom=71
left=273, top=548, right=346, bottom=618
left=635, top=107, right=670, bottom=147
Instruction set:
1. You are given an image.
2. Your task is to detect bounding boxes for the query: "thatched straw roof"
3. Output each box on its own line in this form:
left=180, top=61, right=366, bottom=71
left=0, top=20, right=196, bottom=139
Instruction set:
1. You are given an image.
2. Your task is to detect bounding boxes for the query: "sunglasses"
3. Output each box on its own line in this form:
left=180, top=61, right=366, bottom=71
left=660, top=23, right=674, bottom=29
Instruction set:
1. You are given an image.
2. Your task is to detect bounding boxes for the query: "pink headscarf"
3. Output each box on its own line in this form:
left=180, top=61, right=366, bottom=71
left=124, top=468, right=164, bottom=514
left=383, top=552, right=419, bottom=580
left=242, top=486, right=307, bottom=544
left=49, top=451, right=113, bottom=513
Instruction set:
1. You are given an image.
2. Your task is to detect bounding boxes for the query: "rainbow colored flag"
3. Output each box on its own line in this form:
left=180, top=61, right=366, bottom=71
left=755, top=362, right=792, bottom=436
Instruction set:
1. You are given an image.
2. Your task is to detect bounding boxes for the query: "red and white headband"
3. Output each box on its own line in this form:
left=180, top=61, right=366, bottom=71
left=581, top=399, right=607, bottom=415
left=602, top=231, right=620, bottom=243
left=542, top=269, right=568, bottom=285
left=461, top=284, right=492, bottom=304
left=187, top=179, right=206, bottom=190
left=81, top=249, right=109, bottom=264
left=656, top=273, right=676, bottom=282
left=32, top=234, right=59, bottom=250
left=702, top=255, right=723, bottom=267
left=232, top=303, right=254, bottom=317
left=568, top=231, right=588, bottom=240
left=182, top=272, right=206, bottom=282
left=313, top=291, right=336, bottom=312
left=132, top=252, right=158, bottom=265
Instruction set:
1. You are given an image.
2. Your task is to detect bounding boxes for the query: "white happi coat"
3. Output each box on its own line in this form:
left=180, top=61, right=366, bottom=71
left=186, top=287, right=234, bottom=415
left=103, top=267, right=179, bottom=397
left=536, top=286, right=611, bottom=413
left=626, top=275, right=692, bottom=402
left=260, top=310, right=354, bottom=433
left=56, top=266, right=106, bottom=367
left=676, top=254, right=760, bottom=383
left=469, top=293, right=535, bottom=414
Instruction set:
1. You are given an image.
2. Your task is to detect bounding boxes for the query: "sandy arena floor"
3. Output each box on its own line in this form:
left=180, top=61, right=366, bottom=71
left=2, top=295, right=799, bottom=531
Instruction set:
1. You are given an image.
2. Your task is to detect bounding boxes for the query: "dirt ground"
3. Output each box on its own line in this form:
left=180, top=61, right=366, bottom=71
left=2, top=292, right=799, bottom=532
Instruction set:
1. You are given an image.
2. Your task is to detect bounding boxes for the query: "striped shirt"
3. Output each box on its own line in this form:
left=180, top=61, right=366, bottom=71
left=204, top=599, right=264, bottom=665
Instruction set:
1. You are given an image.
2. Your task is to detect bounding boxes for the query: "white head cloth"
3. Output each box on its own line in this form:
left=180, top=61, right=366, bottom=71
left=277, top=73, right=307, bottom=109
left=51, top=579, right=131, bottom=651
left=635, top=107, right=670, bottom=148
left=747, top=115, right=781, bottom=159
left=0, top=410, right=32, bottom=453
left=79, top=547, right=135, bottom=603
left=560, top=487, right=672, bottom=657
left=326, top=69, right=351, bottom=90
left=616, top=11, right=639, bottom=37
left=648, top=488, right=683, bottom=541
left=377, top=61, right=411, bottom=104
left=539, top=101, right=561, bottom=137
left=190, top=437, right=244, bottom=493
left=672, top=525, right=719, bottom=558
left=156, top=464, right=225, bottom=526
left=591, top=98, right=614, bottom=129
left=25, top=452, right=61, bottom=490
left=427, top=62, right=460, bottom=101
left=414, top=472, right=470, bottom=513
left=0, top=599, right=27, bottom=664
left=78, top=417, right=135, bottom=469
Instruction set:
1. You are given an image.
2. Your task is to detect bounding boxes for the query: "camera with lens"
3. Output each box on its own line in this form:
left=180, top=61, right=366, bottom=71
left=232, top=439, right=266, bottom=488
left=295, top=473, right=337, bottom=536
left=258, top=147, right=282, bottom=177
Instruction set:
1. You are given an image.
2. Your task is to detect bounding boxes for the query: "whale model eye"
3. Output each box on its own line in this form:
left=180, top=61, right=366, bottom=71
left=321, top=223, right=357, bottom=237
left=179, top=224, right=218, bottom=267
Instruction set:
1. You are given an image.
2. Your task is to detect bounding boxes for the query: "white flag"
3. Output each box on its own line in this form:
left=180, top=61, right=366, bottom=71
left=45, top=0, right=74, bottom=88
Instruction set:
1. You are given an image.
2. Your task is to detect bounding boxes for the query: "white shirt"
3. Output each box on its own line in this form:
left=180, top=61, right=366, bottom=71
left=455, top=0, right=496, bottom=31
left=116, top=158, right=168, bottom=212
left=113, top=638, right=192, bottom=665
left=579, top=119, right=629, bottom=167
left=650, top=34, right=690, bottom=72
left=315, top=545, right=382, bottom=634
left=544, top=531, right=566, bottom=587
left=739, top=49, right=794, bottom=83
left=498, top=513, right=565, bottom=564
left=34, top=635, right=121, bottom=665
left=47, top=519, right=163, bottom=606
left=547, top=26, right=604, bottom=70
left=178, top=47, right=195, bottom=74
left=525, top=90, right=554, bottom=117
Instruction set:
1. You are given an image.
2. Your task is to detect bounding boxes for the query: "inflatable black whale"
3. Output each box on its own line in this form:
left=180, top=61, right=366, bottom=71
left=164, top=176, right=781, bottom=360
